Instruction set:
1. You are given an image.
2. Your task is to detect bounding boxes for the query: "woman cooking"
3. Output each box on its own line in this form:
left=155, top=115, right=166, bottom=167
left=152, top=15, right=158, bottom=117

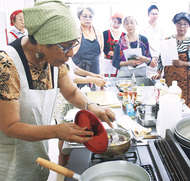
left=72, top=6, right=103, bottom=75
left=103, top=13, right=125, bottom=77
left=0, top=1, right=115, bottom=180
left=152, top=12, right=190, bottom=107
left=112, top=16, right=152, bottom=77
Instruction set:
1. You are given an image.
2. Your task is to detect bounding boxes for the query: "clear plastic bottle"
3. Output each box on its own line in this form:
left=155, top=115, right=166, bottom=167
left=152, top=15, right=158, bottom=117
left=154, top=78, right=168, bottom=119
left=126, top=95, right=135, bottom=118
left=168, top=80, right=182, bottom=98
left=122, top=86, right=128, bottom=110
left=154, top=78, right=168, bottom=102
left=156, top=94, right=182, bottom=138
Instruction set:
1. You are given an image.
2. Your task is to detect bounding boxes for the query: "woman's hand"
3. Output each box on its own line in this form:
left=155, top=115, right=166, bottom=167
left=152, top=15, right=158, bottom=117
left=172, top=59, right=188, bottom=67
left=108, top=51, right=114, bottom=57
left=150, top=58, right=158, bottom=67
left=128, top=59, right=142, bottom=67
left=56, top=123, right=94, bottom=143
left=92, top=78, right=106, bottom=87
left=90, top=73, right=104, bottom=79
left=87, top=104, right=115, bottom=128
left=151, top=70, right=162, bottom=80
left=138, top=56, right=151, bottom=63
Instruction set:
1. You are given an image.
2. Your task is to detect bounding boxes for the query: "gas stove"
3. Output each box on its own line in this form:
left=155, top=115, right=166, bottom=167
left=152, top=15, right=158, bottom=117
left=64, top=130, right=190, bottom=181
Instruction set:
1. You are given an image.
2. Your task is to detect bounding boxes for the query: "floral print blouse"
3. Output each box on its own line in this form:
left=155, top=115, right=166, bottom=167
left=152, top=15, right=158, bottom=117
left=112, top=34, right=152, bottom=69
left=0, top=51, right=68, bottom=101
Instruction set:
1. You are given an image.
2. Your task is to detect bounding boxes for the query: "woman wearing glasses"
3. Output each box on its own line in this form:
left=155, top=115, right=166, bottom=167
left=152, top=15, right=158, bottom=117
left=0, top=1, right=115, bottom=180
left=152, top=12, right=190, bottom=107
left=72, top=6, right=103, bottom=87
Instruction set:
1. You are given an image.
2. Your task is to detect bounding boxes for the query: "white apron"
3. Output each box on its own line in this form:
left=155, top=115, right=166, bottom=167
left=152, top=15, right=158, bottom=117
left=0, top=46, right=59, bottom=181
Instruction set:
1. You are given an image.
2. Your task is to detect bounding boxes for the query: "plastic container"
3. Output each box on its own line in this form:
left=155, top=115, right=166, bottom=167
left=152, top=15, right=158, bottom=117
left=126, top=95, right=135, bottom=118
left=156, top=94, right=182, bottom=138
left=154, top=78, right=168, bottom=102
left=168, top=80, right=182, bottom=98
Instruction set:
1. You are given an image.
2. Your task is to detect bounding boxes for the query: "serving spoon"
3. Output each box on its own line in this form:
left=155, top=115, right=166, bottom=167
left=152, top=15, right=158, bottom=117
left=111, top=128, right=121, bottom=145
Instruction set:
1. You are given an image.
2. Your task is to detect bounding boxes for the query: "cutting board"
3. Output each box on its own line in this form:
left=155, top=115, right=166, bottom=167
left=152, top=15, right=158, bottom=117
left=87, top=91, right=121, bottom=106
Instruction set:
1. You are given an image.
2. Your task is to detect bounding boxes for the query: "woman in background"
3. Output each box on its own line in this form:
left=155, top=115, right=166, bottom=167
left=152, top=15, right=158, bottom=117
left=112, top=16, right=152, bottom=77
left=7, top=10, right=28, bottom=44
left=152, top=12, right=190, bottom=107
left=103, top=13, right=125, bottom=77
left=72, top=6, right=103, bottom=76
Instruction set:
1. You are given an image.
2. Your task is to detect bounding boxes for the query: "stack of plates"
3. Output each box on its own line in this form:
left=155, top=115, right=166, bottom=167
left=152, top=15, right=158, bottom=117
left=174, top=117, right=190, bottom=158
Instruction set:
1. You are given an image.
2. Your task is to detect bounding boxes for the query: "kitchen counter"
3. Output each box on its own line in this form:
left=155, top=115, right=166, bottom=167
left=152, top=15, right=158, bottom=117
left=63, top=77, right=190, bottom=181
left=62, top=77, right=190, bottom=152
left=62, top=78, right=158, bottom=154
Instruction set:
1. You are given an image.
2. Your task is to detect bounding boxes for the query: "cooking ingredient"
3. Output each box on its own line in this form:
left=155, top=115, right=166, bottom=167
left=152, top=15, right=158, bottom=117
left=119, top=83, right=132, bottom=87
left=154, top=78, right=168, bottom=102
left=118, top=92, right=123, bottom=96
left=108, top=133, right=128, bottom=146
left=126, top=95, right=135, bottom=118
left=122, top=86, right=128, bottom=110
left=168, top=80, right=182, bottom=98
left=122, top=87, right=135, bottom=118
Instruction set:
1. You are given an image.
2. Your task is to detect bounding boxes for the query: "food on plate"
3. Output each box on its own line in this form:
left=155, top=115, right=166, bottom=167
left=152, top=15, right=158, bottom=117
left=119, top=83, right=132, bottom=87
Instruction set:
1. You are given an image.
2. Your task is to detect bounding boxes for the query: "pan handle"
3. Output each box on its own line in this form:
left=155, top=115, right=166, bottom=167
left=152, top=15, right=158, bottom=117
left=36, top=157, right=80, bottom=180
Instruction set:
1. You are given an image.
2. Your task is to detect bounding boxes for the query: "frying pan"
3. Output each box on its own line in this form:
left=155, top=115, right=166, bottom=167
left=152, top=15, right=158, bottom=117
left=100, top=128, right=131, bottom=159
left=36, top=158, right=151, bottom=181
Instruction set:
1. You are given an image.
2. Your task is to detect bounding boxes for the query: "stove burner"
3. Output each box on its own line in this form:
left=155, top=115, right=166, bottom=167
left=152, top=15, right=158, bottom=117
left=90, top=146, right=140, bottom=167
left=141, top=164, right=157, bottom=181
left=91, top=151, right=137, bottom=161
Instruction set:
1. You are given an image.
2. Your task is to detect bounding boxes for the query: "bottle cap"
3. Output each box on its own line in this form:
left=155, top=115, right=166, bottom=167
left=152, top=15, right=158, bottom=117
left=160, top=78, right=166, bottom=83
left=172, top=80, right=177, bottom=86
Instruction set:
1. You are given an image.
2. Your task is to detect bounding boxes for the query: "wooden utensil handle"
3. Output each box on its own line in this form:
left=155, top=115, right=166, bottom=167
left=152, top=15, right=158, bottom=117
left=36, top=157, right=75, bottom=178
left=144, top=135, right=160, bottom=139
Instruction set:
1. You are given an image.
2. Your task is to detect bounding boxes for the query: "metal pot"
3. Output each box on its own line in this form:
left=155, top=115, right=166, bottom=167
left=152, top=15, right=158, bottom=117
left=174, top=117, right=190, bottom=148
left=36, top=158, right=151, bottom=181
left=100, top=128, right=131, bottom=159
left=115, top=79, right=137, bottom=92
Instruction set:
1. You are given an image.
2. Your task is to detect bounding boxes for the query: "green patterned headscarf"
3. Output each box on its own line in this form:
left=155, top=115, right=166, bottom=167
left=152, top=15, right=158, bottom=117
left=23, top=0, right=78, bottom=44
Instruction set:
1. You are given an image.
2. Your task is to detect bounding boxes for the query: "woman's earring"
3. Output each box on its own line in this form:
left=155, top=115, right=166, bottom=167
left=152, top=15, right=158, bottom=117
left=36, top=50, right=44, bottom=60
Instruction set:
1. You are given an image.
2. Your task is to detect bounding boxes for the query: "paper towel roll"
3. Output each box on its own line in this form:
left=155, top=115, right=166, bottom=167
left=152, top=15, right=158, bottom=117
left=156, top=94, right=182, bottom=138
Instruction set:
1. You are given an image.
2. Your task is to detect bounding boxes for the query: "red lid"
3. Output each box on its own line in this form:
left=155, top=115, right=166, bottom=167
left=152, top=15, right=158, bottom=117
left=75, top=110, right=108, bottom=154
